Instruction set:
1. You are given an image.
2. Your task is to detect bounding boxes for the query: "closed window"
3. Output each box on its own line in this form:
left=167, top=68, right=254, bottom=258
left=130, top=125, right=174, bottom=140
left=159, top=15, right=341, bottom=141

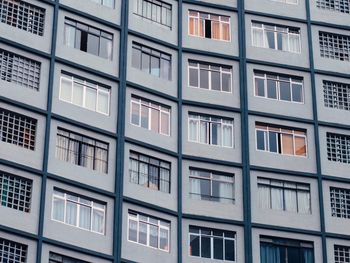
left=134, top=0, right=172, bottom=28
left=323, top=80, right=350, bottom=111
left=188, top=113, right=233, bottom=148
left=0, top=108, right=37, bottom=150
left=131, top=42, right=172, bottom=80
left=255, top=123, right=307, bottom=157
left=0, top=48, right=41, bottom=91
left=52, top=189, right=106, bottom=234
left=257, top=177, right=311, bottom=214
left=129, top=151, right=171, bottom=193
left=188, top=60, right=232, bottom=92
left=189, top=226, right=236, bottom=261
left=130, top=96, right=171, bottom=136
left=188, top=11, right=230, bottom=41
left=260, top=236, right=314, bottom=263
left=252, top=22, right=301, bottom=53
left=89, top=0, right=114, bottom=8
left=0, top=171, right=32, bottom=213
left=330, top=187, right=350, bottom=218
left=64, top=18, right=113, bottom=60
left=55, top=128, right=109, bottom=173
left=128, top=210, right=170, bottom=252
left=334, top=245, right=350, bottom=263
left=254, top=71, right=304, bottom=103
left=327, top=132, right=350, bottom=164
left=319, top=31, right=350, bottom=62
left=317, top=0, right=350, bottom=14
left=49, top=252, right=90, bottom=263
left=0, top=0, right=45, bottom=36
left=0, top=237, right=27, bottom=263
left=59, top=73, right=110, bottom=115
left=189, top=168, right=234, bottom=203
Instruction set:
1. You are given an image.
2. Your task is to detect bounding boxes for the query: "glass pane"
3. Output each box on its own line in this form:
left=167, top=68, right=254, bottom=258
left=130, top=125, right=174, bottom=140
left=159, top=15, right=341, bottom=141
left=211, top=123, right=221, bottom=146
left=214, top=238, right=224, bottom=260
left=52, top=197, right=65, bottom=222
left=256, top=130, right=266, bottom=150
left=271, top=187, right=284, bottom=210
left=295, top=136, right=306, bottom=156
left=190, top=234, right=200, bottom=256
left=131, top=102, right=140, bottom=125
left=65, top=201, right=77, bottom=226
left=99, top=37, right=113, bottom=60
left=87, top=34, right=99, bottom=56
left=161, top=59, right=171, bottom=80
left=161, top=112, right=170, bottom=135
left=225, top=239, right=235, bottom=261
left=255, top=77, right=265, bottom=97
left=72, top=82, right=84, bottom=106
left=64, top=24, right=76, bottom=48
left=200, top=179, right=211, bottom=200
left=211, top=70, right=221, bottom=91
left=200, top=69, right=209, bottom=89
left=128, top=219, right=138, bottom=242
left=139, top=222, right=147, bottom=245
left=60, top=78, right=73, bottom=102
left=267, top=79, right=277, bottom=99
left=266, top=30, right=275, bottom=49
left=151, top=56, right=160, bottom=77
left=132, top=47, right=141, bottom=69
left=269, top=132, right=278, bottom=153
left=151, top=108, right=160, bottom=133
left=281, top=133, right=294, bottom=155
left=159, top=228, right=169, bottom=251
left=141, top=105, right=149, bottom=129
left=292, top=83, right=303, bottom=102
left=142, top=52, right=150, bottom=73
left=149, top=225, right=158, bottom=248
left=97, top=91, right=109, bottom=114
left=222, top=72, right=231, bottom=92
left=189, top=68, right=198, bottom=87
left=92, top=208, right=105, bottom=233
left=85, top=87, right=97, bottom=111
left=79, top=205, right=91, bottom=230
left=201, top=236, right=211, bottom=258
left=280, top=81, right=291, bottom=101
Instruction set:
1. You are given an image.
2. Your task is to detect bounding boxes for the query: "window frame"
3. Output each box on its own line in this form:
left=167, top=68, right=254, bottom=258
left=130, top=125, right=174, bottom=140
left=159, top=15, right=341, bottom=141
left=127, top=210, right=171, bottom=252
left=51, top=188, right=106, bottom=235
left=326, top=132, right=350, bottom=164
left=134, top=0, right=172, bottom=29
left=0, top=237, right=27, bottom=263
left=255, top=123, right=308, bottom=157
left=59, top=72, right=111, bottom=116
left=253, top=70, right=304, bottom=104
left=188, top=60, right=233, bottom=93
left=330, top=186, right=350, bottom=219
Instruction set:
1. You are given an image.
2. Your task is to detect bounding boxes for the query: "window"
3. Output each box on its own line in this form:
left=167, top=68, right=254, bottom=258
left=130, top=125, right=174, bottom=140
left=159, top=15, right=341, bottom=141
left=131, top=42, right=172, bottom=80
left=0, top=0, right=45, bottom=36
left=189, top=226, right=236, bottom=261
left=55, top=128, right=109, bottom=173
left=254, top=70, right=304, bottom=103
left=64, top=18, right=113, bottom=60
left=189, top=168, right=234, bottom=203
left=49, top=252, right=90, bottom=263
left=319, top=31, right=350, bottom=62
left=59, top=73, right=110, bottom=115
left=260, top=236, right=314, bottom=263
left=89, top=0, right=114, bottom=8
left=0, top=237, right=27, bottom=263
left=252, top=22, right=301, bottom=53
left=52, top=189, right=106, bottom=234
left=257, top=177, right=311, bottom=214
left=327, top=132, right=350, bottom=164
left=255, top=123, right=307, bottom=157
left=129, top=151, right=170, bottom=193
left=330, top=187, right=350, bottom=218
left=0, top=48, right=41, bottom=91
left=130, top=96, right=171, bottom=136
left=334, top=245, right=350, bottom=263
left=134, top=0, right=172, bottom=28
left=316, top=0, right=350, bottom=14
left=0, top=108, right=37, bottom=150
left=323, top=80, right=350, bottom=111
left=188, top=11, right=230, bottom=41
left=0, top=171, right=32, bottom=213
left=128, top=210, right=170, bottom=252
left=188, top=113, right=234, bottom=148
left=188, top=60, right=232, bottom=92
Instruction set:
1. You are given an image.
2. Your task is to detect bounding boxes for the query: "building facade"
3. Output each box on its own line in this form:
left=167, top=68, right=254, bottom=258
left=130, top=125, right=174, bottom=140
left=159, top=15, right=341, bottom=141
left=0, top=0, right=349, bottom=262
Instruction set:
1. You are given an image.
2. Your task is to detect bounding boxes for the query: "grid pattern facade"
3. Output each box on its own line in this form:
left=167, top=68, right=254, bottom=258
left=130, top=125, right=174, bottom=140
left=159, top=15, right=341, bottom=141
left=330, top=187, right=350, bottom=219
left=316, top=0, right=350, bottom=14
left=0, top=171, right=32, bottom=213
left=0, top=48, right=41, bottom=91
left=0, top=0, right=45, bottom=36
left=334, top=245, right=350, bottom=263
left=0, top=0, right=349, bottom=263
left=0, top=108, right=37, bottom=150
left=323, top=80, right=350, bottom=111
left=0, top=237, right=27, bottom=263
left=327, top=132, right=350, bottom=164
left=319, top=31, right=350, bottom=62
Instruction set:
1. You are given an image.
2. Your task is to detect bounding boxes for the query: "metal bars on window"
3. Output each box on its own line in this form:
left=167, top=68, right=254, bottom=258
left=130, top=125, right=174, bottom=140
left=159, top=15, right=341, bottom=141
left=0, top=237, right=27, bottom=263
left=0, top=108, right=37, bottom=150
left=0, top=48, right=41, bottom=91
left=327, top=132, right=350, bottom=164
left=323, top=80, right=350, bottom=111
left=0, top=171, right=32, bottom=213
left=0, top=0, right=45, bottom=36
left=134, top=0, right=172, bottom=28
left=316, top=0, right=350, bottom=14
left=330, top=187, right=350, bottom=218
left=319, top=31, right=350, bottom=62
left=129, top=151, right=171, bottom=193
left=55, top=128, right=109, bottom=173
left=49, top=251, right=90, bottom=263
left=334, top=245, right=350, bottom=263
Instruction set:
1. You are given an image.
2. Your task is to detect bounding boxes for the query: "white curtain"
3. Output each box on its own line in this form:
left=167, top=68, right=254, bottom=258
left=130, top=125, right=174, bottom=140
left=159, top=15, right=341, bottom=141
left=97, top=90, right=109, bottom=115
left=271, top=188, right=284, bottom=210
left=52, top=197, right=65, bottom=222
left=72, top=82, right=84, bottom=107
left=222, top=124, right=233, bottom=147
left=258, top=185, right=271, bottom=209
left=139, top=162, right=148, bottom=187
left=200, top=121, right=208, bottom=144
left=64, top=24, right=75, bottom=48
left=129, top=159, right=139, bottom=184
left=289, top=34, right=301, bottom=53
left=79, top=205, right=91, bottom=230
left=160, top=168, right=170, bottom=193
left=298, top=191, right=311, bottom=214
left=59, top=77, right=72, bottom=102
left=189, top=178, right=201, bottom=200
left=128, top=218, right=138, bottom=242
left=95, top=147, right=108, bottom=173
left=92, top=208, right=105, bottom=233
left=85, top=87, right=97, bottom=111
left=55, top=135, right=68, bottom=162
left=149, top=225, right=158, bottom=248
left=189, top=119, right=198, bottom=141
left=159, top=228, right=169, bottom=250
left=219, top=181, right=234, bottom=203
left=81, top=143, right=94, bottom=170
left=281, top=32, right=289, bottom=51
left=284, top=188, right=297, bottom=212
left=252, top=27, right=265, bottom=48
left=65, top=201, right=77, bottom=226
